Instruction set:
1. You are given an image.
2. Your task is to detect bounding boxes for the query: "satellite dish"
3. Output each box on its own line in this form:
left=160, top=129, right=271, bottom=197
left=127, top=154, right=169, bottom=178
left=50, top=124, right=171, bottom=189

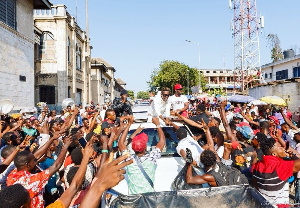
left=62, top=98, right=75, bottom=109
left=0, top=99, right=14, bottom=114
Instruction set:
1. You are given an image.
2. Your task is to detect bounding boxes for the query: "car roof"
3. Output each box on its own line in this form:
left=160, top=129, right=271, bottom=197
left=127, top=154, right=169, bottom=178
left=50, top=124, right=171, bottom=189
left=129, top=122, right=184, bottom=130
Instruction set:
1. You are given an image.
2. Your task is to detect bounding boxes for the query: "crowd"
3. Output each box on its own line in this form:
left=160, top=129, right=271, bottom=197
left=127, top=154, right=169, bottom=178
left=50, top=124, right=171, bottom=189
left=0, top=85, right=299, bottom=207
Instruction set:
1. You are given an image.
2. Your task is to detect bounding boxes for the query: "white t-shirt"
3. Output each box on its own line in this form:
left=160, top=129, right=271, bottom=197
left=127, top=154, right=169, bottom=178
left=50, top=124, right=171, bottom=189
left=169, top=95, right=188, bottom=111
left=176, top=136, right=203, bottom=166
left=214, top=144, right=224, bottom=159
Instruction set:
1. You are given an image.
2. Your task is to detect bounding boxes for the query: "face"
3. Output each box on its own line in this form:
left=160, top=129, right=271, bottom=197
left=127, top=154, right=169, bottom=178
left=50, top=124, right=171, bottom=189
left=103, top=127, right=111, bottom=136
left=51, top=110, right=56, bottom=116
left=294, top=134, right=300, bottom=143
left=269, top=119, right=275, bottom=128
left=175, top=88, right=182, bottom=96
left=107, top=111, right=116, bottom=121
left=12, top=132, right=21, bottom=145
left=161, top=90, right=170, bottom=101
left=24, top=120, right=32, bottom=128
left=83, top=119, right=89, bottom=127
left=32, top=120, right=39, bottom=126
left=251, top=137, right=259, bottom=148
left=52, top=122, right=61, bottom=131
left=208, top=118, right=218, bottom=127
left=271, top=142, right=287, bottom=158
left=67, top=106, right=72, bottom=112
left=281, top=124, right=289, bottom=133
left=121, top=94, right=128, bottom=100
left=231, top=129, right=237, bottom=137
left=49, top=142, right=57, bottom=152
left=75, top=129, right=84, bottom=139
left=27, top=154, right=38, bottom=171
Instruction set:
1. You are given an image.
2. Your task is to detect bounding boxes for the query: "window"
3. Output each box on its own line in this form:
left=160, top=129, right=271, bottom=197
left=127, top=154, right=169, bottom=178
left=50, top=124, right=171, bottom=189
left=67, top=37, right=70, bottom=63
left=39, top=86, right=55, bottom=104
left=213, top=71, right=217, bottom=73
left=265, top=73, right=268, bottom=79
left=206, top=71, right=210, bottom=73
left=293, top=67, right=300, bottom=78
left=0, top=0, right=16, bottom=29
left=76, top=44, right=81, bottom=70
left=269, top=73, right=272, bottom=79
left=275, top=69, right=288, bottom=80
left=220, top=71, right=223, bottom=73
left=39, top=34, right=46, bottom=59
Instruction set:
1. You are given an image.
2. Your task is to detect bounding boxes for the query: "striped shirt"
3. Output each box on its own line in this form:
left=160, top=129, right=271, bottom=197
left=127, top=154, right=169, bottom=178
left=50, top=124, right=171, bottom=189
left=252, top=155, right=294, bottom=206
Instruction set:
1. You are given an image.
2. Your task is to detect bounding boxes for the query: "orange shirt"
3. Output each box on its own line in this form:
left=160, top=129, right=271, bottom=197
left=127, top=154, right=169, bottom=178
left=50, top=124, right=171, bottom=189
left=7, top=169, right=50, bottom=208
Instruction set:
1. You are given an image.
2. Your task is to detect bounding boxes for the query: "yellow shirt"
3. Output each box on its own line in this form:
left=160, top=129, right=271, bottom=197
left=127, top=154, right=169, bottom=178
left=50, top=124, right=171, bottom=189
left=46, top=200, right=65, bottom=208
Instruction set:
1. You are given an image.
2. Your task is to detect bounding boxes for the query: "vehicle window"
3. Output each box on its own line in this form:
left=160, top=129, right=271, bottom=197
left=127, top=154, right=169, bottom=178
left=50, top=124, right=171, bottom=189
left=127, top=126, right=191, bottom=156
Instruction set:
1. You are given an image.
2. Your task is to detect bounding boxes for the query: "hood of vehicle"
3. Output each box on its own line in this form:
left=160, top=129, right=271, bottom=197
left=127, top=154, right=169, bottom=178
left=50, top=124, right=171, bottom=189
left=112, top=156, right=207, bottom=195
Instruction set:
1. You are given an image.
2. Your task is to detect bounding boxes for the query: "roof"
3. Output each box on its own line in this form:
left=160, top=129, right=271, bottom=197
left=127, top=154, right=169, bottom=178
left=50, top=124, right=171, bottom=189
left=34, top=0, right=52, bottom=9
left=91, top=57, right=116, bottom=72
left=262, top=54, right=300, bottom=69
left=116, top=78, right=126, bottom=85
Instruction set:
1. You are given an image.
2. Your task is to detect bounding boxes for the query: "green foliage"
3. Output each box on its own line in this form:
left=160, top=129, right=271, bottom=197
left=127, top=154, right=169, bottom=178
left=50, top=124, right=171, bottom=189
left=127, top=90, right=135, bottom=100
left=148, top=60, right=207, bottom=94
left=137, top=91, right=150, bottom=100
left=207, top=87, right=226, bottom=96
left=267, top=34, right=283, bottom=62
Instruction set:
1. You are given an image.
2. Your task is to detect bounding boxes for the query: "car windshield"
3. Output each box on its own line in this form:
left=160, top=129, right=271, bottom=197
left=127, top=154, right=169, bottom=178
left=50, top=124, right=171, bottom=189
left=127, top=126, right=191, bottom=156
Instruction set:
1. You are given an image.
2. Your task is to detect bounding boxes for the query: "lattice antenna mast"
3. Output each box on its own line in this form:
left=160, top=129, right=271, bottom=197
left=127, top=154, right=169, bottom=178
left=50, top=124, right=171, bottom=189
left=230, top=0, right=264, bottom=92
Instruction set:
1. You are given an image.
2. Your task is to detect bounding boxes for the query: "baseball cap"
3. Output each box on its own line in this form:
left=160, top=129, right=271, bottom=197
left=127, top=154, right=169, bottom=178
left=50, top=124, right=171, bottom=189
left=132, top=133, right=148, bottom=152
left=174, top=84, right=183, bottom=90
left=120, top=89, right=128, bottom=96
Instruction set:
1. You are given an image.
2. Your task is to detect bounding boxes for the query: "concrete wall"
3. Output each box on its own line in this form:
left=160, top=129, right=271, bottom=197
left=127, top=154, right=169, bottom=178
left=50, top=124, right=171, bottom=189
left=249, top=82, right=300, bottom=112
left=0, top=0, right=35, bottom=109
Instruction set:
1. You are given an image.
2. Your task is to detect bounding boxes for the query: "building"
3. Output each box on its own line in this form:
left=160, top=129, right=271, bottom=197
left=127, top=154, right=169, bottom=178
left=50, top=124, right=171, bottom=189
left=261, top=49, right=300, bottom=83
left=202, top=69, right=240, bottom=94
left=0, top=0, right=51, bottom=110
left=91, top=58, right=125, bottom=104
left=249, top=49, right=300, bottom=112
left=33, top=4, right=91, bottom=109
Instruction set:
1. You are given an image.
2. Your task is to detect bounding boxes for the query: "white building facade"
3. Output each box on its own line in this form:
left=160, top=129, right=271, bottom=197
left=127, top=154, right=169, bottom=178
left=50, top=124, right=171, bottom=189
left=34, top=5, right=91, bottom=109
left=0, top=0, right=51, bottom=110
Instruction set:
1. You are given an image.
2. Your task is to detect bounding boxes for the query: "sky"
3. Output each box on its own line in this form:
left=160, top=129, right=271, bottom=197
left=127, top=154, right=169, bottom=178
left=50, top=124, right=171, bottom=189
left=51, top=0, right=300, bottom=94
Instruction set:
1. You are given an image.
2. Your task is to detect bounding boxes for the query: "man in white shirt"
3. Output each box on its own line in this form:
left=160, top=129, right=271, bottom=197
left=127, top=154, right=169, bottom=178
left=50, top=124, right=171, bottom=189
left=150, top=87, right=171, bottom=125
left=176, top=128, right=203, bottom=167
left=169, top=84, right=189, bottom=117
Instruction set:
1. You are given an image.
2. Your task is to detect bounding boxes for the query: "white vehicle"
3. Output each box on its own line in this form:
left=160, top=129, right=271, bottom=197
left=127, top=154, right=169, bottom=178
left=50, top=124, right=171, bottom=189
left=111, top=122, right=208, bottom=195
left=132, top=103, right=151, bottom=123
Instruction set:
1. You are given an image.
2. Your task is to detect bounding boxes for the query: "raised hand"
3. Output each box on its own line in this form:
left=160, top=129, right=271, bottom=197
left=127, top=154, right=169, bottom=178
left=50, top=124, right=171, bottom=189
left=152, top=117, right=160, bottom=126
left=220, top=100, right=227, bottom=109
left=96, top=154, right=133, bottom=191
left=63, top=135, right=72, bottom=147
left=83, top=142, right=95, bottom=159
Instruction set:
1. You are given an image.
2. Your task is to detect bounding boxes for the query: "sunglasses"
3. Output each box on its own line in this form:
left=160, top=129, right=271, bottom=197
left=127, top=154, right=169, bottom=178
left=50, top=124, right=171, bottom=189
left=162, top=94, right=170, bottom=97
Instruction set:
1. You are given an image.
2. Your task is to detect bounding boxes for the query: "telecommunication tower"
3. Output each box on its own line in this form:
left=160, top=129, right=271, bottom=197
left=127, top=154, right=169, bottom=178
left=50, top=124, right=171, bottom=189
left=229, top=0, right=264, bottom=92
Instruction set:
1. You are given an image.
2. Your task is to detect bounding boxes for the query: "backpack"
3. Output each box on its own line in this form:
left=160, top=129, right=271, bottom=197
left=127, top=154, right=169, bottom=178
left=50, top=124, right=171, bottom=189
left=208, top=162, right=249, bottom=186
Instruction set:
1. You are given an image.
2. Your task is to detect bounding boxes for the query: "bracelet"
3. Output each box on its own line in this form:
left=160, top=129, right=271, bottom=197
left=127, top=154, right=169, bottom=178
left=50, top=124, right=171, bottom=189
left=101, top=149, right=109, bottom=153
left=16, top=146, right=20, bottom=151
left=156, top=125, right=161, bottom=128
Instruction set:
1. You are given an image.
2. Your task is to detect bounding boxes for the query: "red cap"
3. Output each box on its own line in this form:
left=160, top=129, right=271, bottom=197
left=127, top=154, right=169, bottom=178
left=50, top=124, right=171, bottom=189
left=269, top=116, right=279, bottom=126
left=174, top=84, right=183, bottom=90
left=132, top=133, right=148, bottom=152
left=236, top=122, right=250, bottom=128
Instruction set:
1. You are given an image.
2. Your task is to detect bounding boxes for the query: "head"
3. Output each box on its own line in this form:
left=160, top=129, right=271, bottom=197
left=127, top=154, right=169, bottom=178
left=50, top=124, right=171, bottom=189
left=132, top=133, right=148, bottom=154
left=71, top=127, right=84, bottom=140
left=9, top=121, right=21, bottom=131
left=280, top=123, right=290, bottom=134
left=14, top=151, right=37, bottom=172
left=71, top=147, right=83, bottom=165
left=294, top=132, right=300, bottom=144
left=101, top=122, right=111, bottom=136
left=2, top=132, right=15, bottom=145
left=196, top=104, right=206, bottom=114
left=200, top=149, right=217, bottom=170
left=260, top=136, right=287, bottom=158
left=251, top=132, right=267, bottom=149
left=120, top=89, right=128, bottom=100
left=208, top=117, right=221, bottom=127
left=82, top=118, right=89, bottom=128
left=23, top=119, right=32, bottom=128
left=209, top=126, right=224, bottom=146
left=67, top=105, right=72, bottom=112
left=1, top=145, right=16, bottom=160
left=260, top=121, right=270, bottom=135
left=0, top=184, right=31, bottom=208
left=174, top=84, right=183, bottom=96
left=105, top=109, right=116, bottom=121
left=160, top=87, right=170, bottom=102
left=176, top=128, right=188, bottom=141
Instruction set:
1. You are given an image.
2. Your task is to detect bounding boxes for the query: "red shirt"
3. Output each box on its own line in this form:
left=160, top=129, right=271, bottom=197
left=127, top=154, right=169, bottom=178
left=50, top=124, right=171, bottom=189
left=64, top=155, right=72, bottom=168
left=7, top=169, right=50, bottom=208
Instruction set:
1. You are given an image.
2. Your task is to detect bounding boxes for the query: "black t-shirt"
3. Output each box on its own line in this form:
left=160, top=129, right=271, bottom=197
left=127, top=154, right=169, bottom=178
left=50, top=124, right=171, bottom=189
left=187, top=113, right=210, bottom=136
left=230, top=146, right=255, bottom=171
